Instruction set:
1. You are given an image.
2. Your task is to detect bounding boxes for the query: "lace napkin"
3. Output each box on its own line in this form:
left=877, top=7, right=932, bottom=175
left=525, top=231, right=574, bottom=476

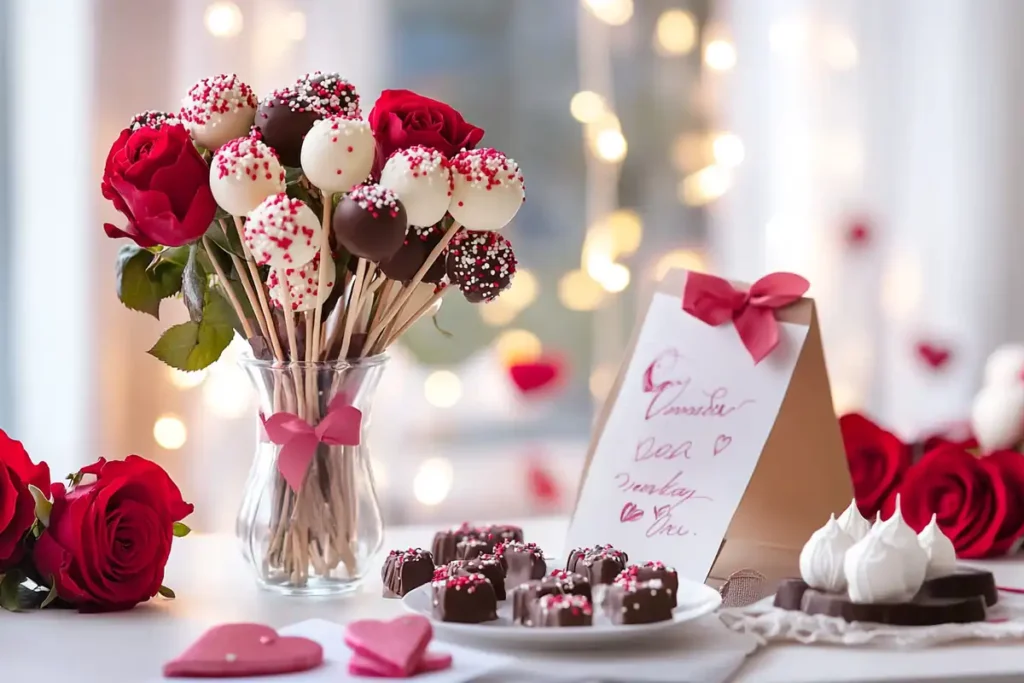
left=718, top=592, right=1024, bottom=647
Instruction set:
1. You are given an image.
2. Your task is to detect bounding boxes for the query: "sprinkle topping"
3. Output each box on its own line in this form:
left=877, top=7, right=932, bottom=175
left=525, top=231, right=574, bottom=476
left=494, top=540, right=542, bottom=559
left=297, top=71, right=360, bottom=118
left=386, top=547, right=430, bottom=566
left=432, top=566, right=451, bottom=584
left=386, top=145, right=453, bottom=191
left=244, top=193, right=320, bottom=266
left=347, top=184, right=403, bottom=219
left=267, top=252, right=335, bottom=311
left=642, top=561, right=672, bottom=570
left=181, top=74, right=257, bottom=126
left=445, top=230, right=517, bottom=302
left=450, top=148, right=525, bottom=195
left=444, top=572, right=490, bottom=592
left=538, top=593, right=593, bottom=616
left=213, top=136, right=285, bottom=183
left=128, top=110, right=181, bottom=132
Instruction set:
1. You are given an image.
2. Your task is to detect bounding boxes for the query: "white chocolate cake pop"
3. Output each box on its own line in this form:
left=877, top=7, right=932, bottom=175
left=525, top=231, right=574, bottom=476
left=268, top=253, right=336, bottom=312
left=180, top=74, right=258, bottom=150
left=799, top=514, right=854, bottom=593
left=379, top=146, right=453, bottom=227
left=836, top=499, right=872, bottom=542
left=210, top=137, right=287, bottom=217
left=448, top=148, right=525, bottom=231
left=244, top=193, right=321, bottom=268
left=299, top=115, right=374, bottom=194
left=918, top=514, right=958, bottom=579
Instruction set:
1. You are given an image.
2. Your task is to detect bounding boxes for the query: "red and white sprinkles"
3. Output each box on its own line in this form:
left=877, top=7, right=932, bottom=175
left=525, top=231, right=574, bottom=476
left=128, top=110, right=181, bottom=132
left=379, top=146, right=453, bottom=227
left=347, top=184, right=403, bottom=219
left=244, top=193, right=321, bottom=268
left=297, top=71, right=361, bottom=118
left=443, top=573, right=489, bottom=593
left=268, top=253, right=336, bottom=312
left=431, top=566, right=451, bottom=584
left=209, top=136, right=286, bottom=216
left=299, top=115, right=374, bottom=194
left=494, top=540, right=542, bottom=559
left=387, top=548, right=431, bottom=567
left=538, top=593, right=593, bottom=616
left=445, top=230, right=517, bottom=303
left=448, top=148, right=525, bottom=231
left=180, top=74, right=258, bottom=150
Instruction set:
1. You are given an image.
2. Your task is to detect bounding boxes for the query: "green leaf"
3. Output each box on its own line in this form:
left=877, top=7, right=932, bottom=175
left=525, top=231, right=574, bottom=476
left=40, top=581, right=58, bottom=609
left=172, top=521, right=191, bottom=538
left=158, top=585, right=176, bottom=599
left=0, top=570, right=26, bottom=612
left=182, top=243, right=207, bottom=323
left=148, top=289, right=236, bottom=371
left=28, top=484, right=51, bottom=527
left=158, top=245, right=192, bottom=268
left=65, top=471, right=84, bottom=488
left=204, top=219, right=246, bottom=259
left=116, top=245, right=184, bottom=319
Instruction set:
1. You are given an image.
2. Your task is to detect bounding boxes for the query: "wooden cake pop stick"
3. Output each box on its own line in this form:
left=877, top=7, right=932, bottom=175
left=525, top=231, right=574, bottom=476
left=311, top=197, right=333, bottom=361
left=233, top=216, right=284, bottom=360
left=201, top=235, right=254, bottom=339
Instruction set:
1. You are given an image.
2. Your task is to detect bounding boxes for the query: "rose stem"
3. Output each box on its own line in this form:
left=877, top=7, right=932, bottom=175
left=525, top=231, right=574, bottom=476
left=216, top=221, right=271, bottom=341
left=382, top=286, right=449, bottom=349
left=232, top=215, right=284, bottom=360
left=337, top=259, right=368, bottom=360
left=311, top=195, right=333, bottom=361
left=201, top=236, right=254, bottom=339
left=364, top=221, right=461, bottom=352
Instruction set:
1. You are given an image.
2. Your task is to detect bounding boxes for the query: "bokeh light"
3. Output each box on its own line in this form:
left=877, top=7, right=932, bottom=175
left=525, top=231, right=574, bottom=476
left=424, top=370, right=463, bottom=408
left=153, top=415, right=188, bottom=450
left=704, top=40, right=737, bottom=71
left=495, top=329, right=543, bottom=366
left=204, top=1, right=243, bottom=38
left=570, top=91, right=608, bottom=123
left=655, top=9, right=697, bottom=55
left=558, top=270, right=607, bottom=311
left=413, top=458, right=453, bottom=506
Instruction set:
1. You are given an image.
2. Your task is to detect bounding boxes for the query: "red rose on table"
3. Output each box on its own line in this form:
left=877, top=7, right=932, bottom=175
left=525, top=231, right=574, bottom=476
left=0, top=430, right=50, bottom=572
left=34, top=456, right=193, bottom=611
left=101, top=123, right=217, bottom=248
left=368, top=89, right=484, bottom=172
left=840, top=413, right=912, bottom=519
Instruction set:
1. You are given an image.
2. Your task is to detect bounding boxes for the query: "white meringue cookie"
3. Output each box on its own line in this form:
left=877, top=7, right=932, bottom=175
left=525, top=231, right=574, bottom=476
left=836, top=499, right=871, bottom=542
left=875, top=496, right=928, bottom=594
left=799, top=514, right=854, bottom=593
left=971, top=382, right=1024, bottom=453
left=918, top=514, right=958, bottom=579
left=844, top=529, right=919, bottom=604
left=984, top=345, right=1024, bottom=387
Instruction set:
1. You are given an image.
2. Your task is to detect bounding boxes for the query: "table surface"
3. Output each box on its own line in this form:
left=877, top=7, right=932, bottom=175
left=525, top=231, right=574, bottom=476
left=6, top=516, right=1024, bottom=683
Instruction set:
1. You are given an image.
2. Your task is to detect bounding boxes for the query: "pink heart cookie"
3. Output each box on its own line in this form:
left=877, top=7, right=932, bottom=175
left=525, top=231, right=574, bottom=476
left=344, top=615, right=432, bottom=677
left=348, top=650, right=453, bottom=677
left=163, top=623, right=323, bottom=678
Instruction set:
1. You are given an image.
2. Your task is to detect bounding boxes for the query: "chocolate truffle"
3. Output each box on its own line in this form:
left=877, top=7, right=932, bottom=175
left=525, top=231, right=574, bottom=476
left=449, top=555, right=506, bottom=600
left=488, top=524, right=524, bottom=545
left=332, top=183, right=408, bottom=262
left=210, top=136, right=286, bottom=217
left=300, top=115, right=374, bottom=195
left=379, top=146, right=453, bottom=227
left=495, top=541, right=546, bottom=591
left=432, top=573, right=498, bottom=624
left=448, top=148, right=525, bottom=231
left=379, top=224, right=448, bottom=283
left=531, top=594, right=593, bottom=628
left=615, top=562, right=679, bottom=607
left=244, top=193, right=321, bottom=268
left=180, top=73, right=258, bottom=150
left=511, top=571, right=591, bottom=625
left=381, top=548, right=434, bottom=598
left=297, top=71, right=360, bottom=118
left=566, top=545, right=629, bottom=585
left=603, top=578, right=675, bottom=625
left=455, top=537, right=491, bottom=561
left=254, top=86, right=321, bottom=167
left=431, top=523, right=476, bottom=567
left=445, top=230, right=517, bottom=303
left=128, top=110, right=181, bottom=132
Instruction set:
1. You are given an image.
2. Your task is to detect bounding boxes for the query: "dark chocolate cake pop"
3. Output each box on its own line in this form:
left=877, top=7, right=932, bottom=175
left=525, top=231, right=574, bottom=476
left=128, top=110, right=181, bottom=132
left=445, top=230, right=517, bottom=303
left=254, top=86, right=321, bottom=167
left=379, top=223, right=448, bottom=283
left=297, top=71, right=360, bottom=118
left=332, top=183, right=408, bottom=262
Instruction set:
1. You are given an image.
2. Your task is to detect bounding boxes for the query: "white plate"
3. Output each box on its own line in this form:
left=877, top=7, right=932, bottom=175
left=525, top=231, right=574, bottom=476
left=401, top=579, right=722, bottom=649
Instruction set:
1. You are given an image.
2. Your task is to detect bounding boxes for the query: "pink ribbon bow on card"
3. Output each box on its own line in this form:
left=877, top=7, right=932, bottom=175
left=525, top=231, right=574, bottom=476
left=260, top=397, right=362, bottom=491
left=682, top=271, right=810, bottom=364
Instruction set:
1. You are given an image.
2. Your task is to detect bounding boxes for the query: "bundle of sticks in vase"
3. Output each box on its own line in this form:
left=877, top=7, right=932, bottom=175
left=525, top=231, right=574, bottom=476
left=183, top=73, right=523, bottom=584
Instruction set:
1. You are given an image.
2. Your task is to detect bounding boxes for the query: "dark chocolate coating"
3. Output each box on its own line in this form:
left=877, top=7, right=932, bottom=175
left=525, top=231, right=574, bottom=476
left=432, top=573, right=498, bottom=624
left=381, top=548, right=434, bottom=598
left=603, top=579, right=675, bottom=625
left=449, top=556, right=506, bottom=600
left=530, top=594, right=593, bottom=627
left=497, top=542, right=547, bottom=592
left=488, top=524, right=524, bottom=544
left=511, top=572, right=591, bottom=625
left=431, top=523, right=476, bottom=566
left=332, top=186, right=408, bottom=262
left=297, top=71, right=360, bottom=118
left=774, top=572, right=994, bottom=626
left=379, top=229, right=447, bottom=283
left=923, top=568, right=998, bottom=607
left=566, top=545, right=629, bottom=585
left=254, top=87, right=319, bottom=167
left=456, top=538, right=491, bottom=561
left=445, top=230, right=517, bottom=303
left=616, top=563, right=679, bottom=607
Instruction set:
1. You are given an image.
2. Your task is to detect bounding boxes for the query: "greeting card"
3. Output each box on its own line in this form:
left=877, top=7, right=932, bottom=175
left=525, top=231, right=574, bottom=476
left=566, top=270, right=853, bottom=591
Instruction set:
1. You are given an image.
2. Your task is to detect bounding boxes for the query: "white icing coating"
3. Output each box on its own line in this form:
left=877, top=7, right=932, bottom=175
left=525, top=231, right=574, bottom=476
left=180, top=74, right=258, bottom=150
left=379, top=146, right=453, bottom=227
left=299, top=115, right=374, bottom=194
left=836, top=499, right=871, bottom=542
left=210, top=137, right=286, bottom=217
left=875, top=496, right=928, bottom=594
left=984, top=344, right=1024, bottom=386
left=844, top=529, right=920, bottom=604
left=799, top=514, right=854, bottom=593
left=971, top=382, right=1024, bottom=453
left=268, top=253, right=336, bottom=312
left=243, top=193, right=321, bottom=268
left=918, top=514, right=958, bottom=580
left=448, top=148, right=525, bottom=231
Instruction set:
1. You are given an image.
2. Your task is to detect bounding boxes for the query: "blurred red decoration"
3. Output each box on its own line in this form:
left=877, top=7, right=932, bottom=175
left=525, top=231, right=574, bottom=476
left=915, top=341, right=952, bottom=371
left=508, top=356, right=566, bottom=396
left=845, top=219, right=871, bottom=247
left=525, top=458, right=561, bottom=507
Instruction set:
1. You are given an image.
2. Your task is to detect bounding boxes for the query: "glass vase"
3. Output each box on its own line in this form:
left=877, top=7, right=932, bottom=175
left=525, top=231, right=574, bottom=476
left=237, top=354, right=387, bottom=596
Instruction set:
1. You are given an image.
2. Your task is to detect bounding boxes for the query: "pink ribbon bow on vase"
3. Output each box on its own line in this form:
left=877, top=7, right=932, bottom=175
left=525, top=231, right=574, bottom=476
left=260, top=397, right=363, bottom=491
left=682, top=271, right=810, bottom=364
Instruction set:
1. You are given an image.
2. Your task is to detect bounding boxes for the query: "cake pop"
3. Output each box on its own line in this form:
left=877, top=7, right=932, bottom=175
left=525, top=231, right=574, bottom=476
left=445, top=230, right=517, bottom=303
left=210, top=136, right=287, bottom=217
left=296, top=71, right=360, bottom=118
left=448, top=148, right=525, bottom=231
left=299, top=115, right=374, bottom=194
left=128, top=110, right=181, bottom=132
left=378, top=146, right=453, bottom=227
left=379, top=223, right=447, bottom=283
left=180, top=74, right=258, bottom=150
left=254, top=86, right=320, bottom=167
left=268, top=253, right=336, bottom=312
left=332, top=184, right=408, bottom=262
left=244, top=193, right=321, bottom=268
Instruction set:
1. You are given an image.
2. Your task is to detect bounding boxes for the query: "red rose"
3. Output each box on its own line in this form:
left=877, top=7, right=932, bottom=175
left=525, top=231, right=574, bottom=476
left=34, top=456, right=193, bottom=611
left=840, top=413, right=912, bottom=519
left=101, top=123, right=217, bottom=248
left=888, top=444, right=1024, bottom=558
left=0, top=430, right=50, bottom=571
left=368, top=89, right=484, bottom=172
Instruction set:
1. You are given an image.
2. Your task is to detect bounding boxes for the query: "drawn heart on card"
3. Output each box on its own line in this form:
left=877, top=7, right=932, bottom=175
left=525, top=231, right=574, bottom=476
left=619, top=502, right=644, bottom=523
left=163, top=623, right=323, bottom=678
left=713, top=434, right=733, bottom=456
left=654, top=504, right=672, bottom=520
left=916, top=342, right=952, bottom=370
left=344, top=615, right=432, bottom=677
